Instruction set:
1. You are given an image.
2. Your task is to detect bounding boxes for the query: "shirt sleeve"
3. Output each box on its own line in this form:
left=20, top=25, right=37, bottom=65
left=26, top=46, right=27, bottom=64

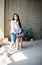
left=18, top=28, right=21, bottom=33
left=11, top=22, right=17, bottom=34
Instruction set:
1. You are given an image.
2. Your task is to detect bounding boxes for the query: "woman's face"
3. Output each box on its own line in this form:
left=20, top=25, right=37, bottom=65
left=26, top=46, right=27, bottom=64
left=14, top=15, right=18, bottom=21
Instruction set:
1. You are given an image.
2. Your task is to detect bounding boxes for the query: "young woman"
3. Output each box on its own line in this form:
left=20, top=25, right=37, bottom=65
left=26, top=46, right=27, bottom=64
left=7, top=13, right=27, bottom=56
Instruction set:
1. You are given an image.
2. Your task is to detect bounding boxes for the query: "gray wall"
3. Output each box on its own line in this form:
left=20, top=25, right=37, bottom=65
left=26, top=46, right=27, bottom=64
left=4, top=0, right=42, bottom=39
left=27, top=0, right=42, bottom=39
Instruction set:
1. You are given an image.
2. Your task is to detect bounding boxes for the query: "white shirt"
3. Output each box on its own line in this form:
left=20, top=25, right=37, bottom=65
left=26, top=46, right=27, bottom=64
left=10, top=20, right=21, bottom=34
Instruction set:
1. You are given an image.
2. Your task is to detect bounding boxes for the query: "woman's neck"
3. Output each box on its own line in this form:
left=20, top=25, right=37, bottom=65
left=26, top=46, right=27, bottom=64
left=15, top=20, right=18, bottom=22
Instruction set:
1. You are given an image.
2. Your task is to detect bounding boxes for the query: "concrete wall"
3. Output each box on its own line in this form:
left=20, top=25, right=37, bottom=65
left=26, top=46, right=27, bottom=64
left=0, top=0, right=4, bottom=38
left=27, top=0, right=42, bottom=39
left=4, top=0, right=42, bottom=39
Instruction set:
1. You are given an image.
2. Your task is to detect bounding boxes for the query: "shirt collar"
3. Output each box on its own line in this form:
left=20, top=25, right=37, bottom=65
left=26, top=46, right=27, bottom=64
left=14, top=20, right=19, bottom=23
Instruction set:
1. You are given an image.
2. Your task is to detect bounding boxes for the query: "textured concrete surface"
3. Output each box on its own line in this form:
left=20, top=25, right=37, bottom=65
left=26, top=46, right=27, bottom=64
left=0, top=39, right=42, bottom=65
left=4, top=0, right=42, bottom=39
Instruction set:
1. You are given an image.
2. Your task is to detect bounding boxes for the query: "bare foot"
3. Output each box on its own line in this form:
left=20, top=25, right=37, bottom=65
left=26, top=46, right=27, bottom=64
left=6, top=52, right=11, bottom=57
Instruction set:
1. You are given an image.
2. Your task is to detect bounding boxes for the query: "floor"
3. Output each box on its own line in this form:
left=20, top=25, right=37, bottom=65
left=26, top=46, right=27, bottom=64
left=0, top=39, right=42, bottom=65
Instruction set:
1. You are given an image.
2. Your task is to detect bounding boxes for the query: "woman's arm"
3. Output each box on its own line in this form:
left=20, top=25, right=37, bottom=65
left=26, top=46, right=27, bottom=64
left=11, top=22, right=17, bottom=34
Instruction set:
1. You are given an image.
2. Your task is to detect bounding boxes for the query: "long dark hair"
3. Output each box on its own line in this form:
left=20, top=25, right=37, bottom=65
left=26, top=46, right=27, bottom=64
left=12, top=13, right=22, bottom=28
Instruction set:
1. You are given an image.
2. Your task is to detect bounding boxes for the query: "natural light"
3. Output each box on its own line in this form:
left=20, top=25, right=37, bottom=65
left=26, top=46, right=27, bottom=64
left=0, top=55, right=11, bottom=65
left=12, top=52, right=27, bottom=62
left=0, top=47, right=5, bottom=54
left=0, top=45, right=27, bottom=65
left=0, top=47, right=11, bottom=65
left=0, top=30, right=4, bottom=39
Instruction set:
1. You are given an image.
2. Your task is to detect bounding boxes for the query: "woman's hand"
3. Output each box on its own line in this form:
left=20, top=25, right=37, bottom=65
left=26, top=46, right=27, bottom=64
left=17, top=33, right=23, bottom=38
left=17, top=34, right=20, bottom=38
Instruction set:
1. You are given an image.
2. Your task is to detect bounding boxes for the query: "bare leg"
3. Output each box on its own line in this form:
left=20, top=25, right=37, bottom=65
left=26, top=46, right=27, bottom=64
left=12, top=43, right=16, bottom=50
left=8, top=43, right=13, bottom=52
left=19, top=37, right=23, bottom=49
left=7, top=42, right=13, bottom=57
left=16, top=38, right=19, bottom=50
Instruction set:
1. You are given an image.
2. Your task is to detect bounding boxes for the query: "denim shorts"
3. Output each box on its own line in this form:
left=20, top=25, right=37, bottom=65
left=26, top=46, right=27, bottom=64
left=10, top=30, right=28, bottom=45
